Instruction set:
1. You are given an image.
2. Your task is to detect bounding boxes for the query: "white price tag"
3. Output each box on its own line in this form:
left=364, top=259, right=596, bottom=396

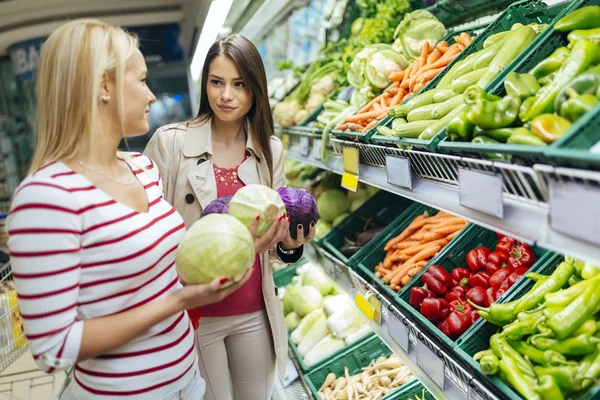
left=549, top=180, right=600, bottom=245
left=281, top=359, right=299, bottom=388
left=468, top=385, right=486, bottom=400
left=459, top=168, right=504, bottom=219
left=323, top=259, right=335, bottom=279
left=350, top=271, right=366, bottom=293
left=387, top=310, right=409, bottom=352
left=417, top=340, right=445, bottom=389
left=299, top=136, right=310, bottom=157
left=386, top=155, right=412, bottom=190
left=312, top=139, right=323, bottom=160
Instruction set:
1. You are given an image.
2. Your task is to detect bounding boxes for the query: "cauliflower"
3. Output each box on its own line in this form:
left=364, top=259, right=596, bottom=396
left=310, top=75, right=336, bottom=97
left=369, top=52, right=402, bottom=78
left=305, top=93, right=326, bottom=114
left=294, top=110, right=309, bottom=125
left=274, top=100, right=301, bottom=127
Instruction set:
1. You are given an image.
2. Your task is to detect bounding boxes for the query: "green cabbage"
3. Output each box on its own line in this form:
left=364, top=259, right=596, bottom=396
left=175, top=214, right=255, bottom=285
left=393, top=10, right=446, bottom=61
left=350, top=198, right=367, bottom=213
left=297, top=315, right=329, bottom=357
left=301, top=266, right=333, bottom=296
left=317, top=189, right=350, bottom=223
left=285, top=312, right=301, bottom=330
left=228, top=184, right=286, bottom=237
left=293, top=286, right=323, bottom=317
left=315, top=220, right=332, bottom=239
left=304, top=334, right=346, bottom=367
left=290, top=309, right=325, bottom=344
left=332, top=213, right=349, bottom=227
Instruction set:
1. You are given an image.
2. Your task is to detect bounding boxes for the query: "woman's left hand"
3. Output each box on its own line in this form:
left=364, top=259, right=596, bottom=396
left=279, top=221, right=316, bottom=251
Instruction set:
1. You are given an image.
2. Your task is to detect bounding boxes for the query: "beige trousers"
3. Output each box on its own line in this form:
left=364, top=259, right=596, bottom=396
left=195, top=310, right=276, bottom=400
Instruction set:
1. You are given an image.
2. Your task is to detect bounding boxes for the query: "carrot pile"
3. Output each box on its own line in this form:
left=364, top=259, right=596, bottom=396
left=334, top=32, right=473, bottom=134
left=374, top=211, right=468, bottom=292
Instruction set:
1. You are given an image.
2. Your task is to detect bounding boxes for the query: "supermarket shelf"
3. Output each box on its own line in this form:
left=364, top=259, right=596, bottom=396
left=288, top=144, right=600, bottom=264
left=316, top=249, right=497, bottom=400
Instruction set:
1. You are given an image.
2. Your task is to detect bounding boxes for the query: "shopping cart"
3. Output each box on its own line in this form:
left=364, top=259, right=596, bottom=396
left=0, top=213, right=67, bottom=399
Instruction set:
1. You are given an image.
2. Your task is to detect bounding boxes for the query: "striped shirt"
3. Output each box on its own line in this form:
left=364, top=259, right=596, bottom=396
left=7, top=154, right=197, bottom=399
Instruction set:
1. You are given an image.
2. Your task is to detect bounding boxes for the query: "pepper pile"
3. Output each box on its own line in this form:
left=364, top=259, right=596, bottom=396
left=447, top=6, right=600, bottom=155
left=373, top=211, right=468, bottom=292
left=409, top=233, right=537, bottom=340
left=471, top=256, right=600, bottom=400
left=382, top=22, right=547, bottom=141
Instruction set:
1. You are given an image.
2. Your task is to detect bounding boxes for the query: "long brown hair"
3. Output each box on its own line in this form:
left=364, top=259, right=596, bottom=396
left=194, top=34, right=274, bottom=187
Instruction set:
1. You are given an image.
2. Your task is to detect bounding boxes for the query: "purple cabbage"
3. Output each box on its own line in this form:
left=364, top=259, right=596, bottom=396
left=200, top=196, right=233, bottom=218
left=277, top=187, right=319, bottom=239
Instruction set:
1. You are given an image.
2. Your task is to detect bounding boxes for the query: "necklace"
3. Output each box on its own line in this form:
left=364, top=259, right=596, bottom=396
left=79, top=159, right=136, bottom=186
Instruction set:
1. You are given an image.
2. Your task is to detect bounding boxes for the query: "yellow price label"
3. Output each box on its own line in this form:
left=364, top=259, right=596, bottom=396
left=342, top=172, right=359, bottom=192
left=366, top=292, right=382, bottom=325
left=343, top=147, right=359, bottom=175
left=355, top=291, right=375, bottom=320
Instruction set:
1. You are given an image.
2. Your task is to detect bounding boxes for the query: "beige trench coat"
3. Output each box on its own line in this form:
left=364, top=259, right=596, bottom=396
left=143, top=119, right=289, bottom=376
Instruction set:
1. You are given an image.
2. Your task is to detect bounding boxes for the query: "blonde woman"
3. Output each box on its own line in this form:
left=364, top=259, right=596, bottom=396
left=7, top=19, right=253, bottom=399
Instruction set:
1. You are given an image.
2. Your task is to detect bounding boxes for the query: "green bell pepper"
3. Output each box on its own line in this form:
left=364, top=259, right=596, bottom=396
left=473, top=127, right=529, bottom=142
left=463, top=85, right=502, bottom=105
left=560, top=88, right=598, bottom=122
left=466, top=96, right=521, bottom=129
left=531, top=114, right=572, bottom=144
left=555, top=6, right=600, bottom=32
left=533, top=366, right=580, bottom=392
left=447, top=108, right=473, bottom=141
left=534, top=375, right=564, bottom=400
left=582, top=262, right=600, bottom=280
left=507, top=340, right=575, bottom=368
left=538, top=74, right=556, bottom=87
left=524, top=40, right=600, bottom=121
left=546, top=279, right=600, bottom=339
left=479, top=353, right=500, bottom=375
left=471, top=136, right=509, bottom=160
left=504, top=72, right=541, bottom=100
left=529, top=47, right=570, bottom=80
left=568, top=28, right=600, bottom=47
left=531, top=333, right=600, bottom=356
left=554, top=64, right=600, bottom=113
left=519, top=97, right=536, bottom=122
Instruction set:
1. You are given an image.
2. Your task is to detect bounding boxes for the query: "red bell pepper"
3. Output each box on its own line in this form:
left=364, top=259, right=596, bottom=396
left=485, top=250, right=510, bottom=274
left=508, top=243, right=536, bottom=269
left=421, top=298, right=449, bottom=323
left=446, top=300, right=473, bottom=339
left=468, top=271, right=491, bottom=289
left=445, top=286, right=467, bottom=302
left=495, top=287, right=506, bottom=300
left=466, top=246, right=491, bottom=272
left=496, top=236, right=517, bottom=253
left=489, top=267, right=514, bottom=288
left=437, top=319, right=451, bottom=338
left=410, top=286, right=435, bottom=309
left=500, top=277, right=511, bottom=291
left=421, top=265, right=453, bottom=297
left=451, top=267, right=471, bottom=287
left=466, top=286, right=486, bottom=307
left=469, top=309, right=480, bottom=324
left=484, top=286, right=498, bottom=307
left=507, top=266, right=529, bottom=287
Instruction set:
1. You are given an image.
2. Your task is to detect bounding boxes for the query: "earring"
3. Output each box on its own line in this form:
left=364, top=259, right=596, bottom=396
left=99, top=95, right=110, bottom=104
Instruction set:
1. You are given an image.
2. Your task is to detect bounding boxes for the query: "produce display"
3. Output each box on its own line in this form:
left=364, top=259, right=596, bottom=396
left=228, top=184, right=286, bottom=237
left=374, top=211, right=468, bottom=292
left=354, top=0, right=413, bottom=45
left=383, top=22, right=547, bottom=141
left=280, top=262, right=373, bottom=368
left=471, top=255, right=600, bottom=400
left=316, top=353, right=415, bottom=400
left=409, top=233, right=539, bottom=340
left=446, top=7, right=600, bottom=152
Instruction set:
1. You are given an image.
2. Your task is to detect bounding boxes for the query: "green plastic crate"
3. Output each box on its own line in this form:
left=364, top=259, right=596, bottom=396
left=372, top=0, right=560, bottom=152
left=354, top=205, right=446, bottom=299
left=305, top=335, right=433, bottom=400
left=437, top=1, right=583, bottom=164
left=320, top=190, right=415, bottom=265
left=330, top=24, right=487, bottom=144
left=453, top=252, right=567, bottom=400
left=273, top=259, right=304, bottom=288
left=396, top=224, right=552, bottom=351
left=427, top=0, right=515, bottom=28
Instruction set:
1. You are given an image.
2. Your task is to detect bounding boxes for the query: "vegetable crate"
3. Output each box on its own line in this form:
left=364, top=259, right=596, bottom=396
left=452, top=252, right=593, bottom=400
left=427, top=0, right=515, bottom=28
left=331, top=25, right=486, bottom=145
left=320, top=190, right=415, bottom=265
left=304, top=335, right=434, bottom=400
left=273, top=259, right=305, bottom=288
left=371, top=0, right=562, bottom=152
left=437, top=1, right=583, bottom=164
left=395, top=224, right=552, bottom=351
left=353, top=204, right=445, bottom=299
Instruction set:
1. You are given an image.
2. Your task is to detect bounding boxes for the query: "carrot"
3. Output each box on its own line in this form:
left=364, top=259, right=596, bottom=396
left=384, top=261, right=416, bottom=284
left=453, top=35, right=467, bottom=47
left=409, top=231, right=447, bottom=242
left=400, top=274, right=413, bottom=287
left=380, top=95, right=387, bottom=108
left=385, top=215, right=427, bottom=250
left=393, top=240, right=419, bottom=250
left=399, top=239, right=449, bottom=256
left=434, top=217, right=468, bottom=227
left=401, top=92, right=412, bottom=102
left=347, top=123, right=363, bottom=131
left=345, top=110, right=380, bottom=123
left=396, top=253, right=411, bottom=262
left=458, top=43, right=466, bottom=51
left=362, top=119, right=379, bottom=131
left=433, top=224, right=468, bottom=235
left=426, top=48, right=442, bottom=66
left=461, top=32, right=473, bottom=46
left=389, top=70, right=405, bottom=82
left=428, top=47, right=461, bottom=69
left=334, top=124, right=348, bottom=131
left=357, top=97, right=380, bottom=114
left=376, top=111, right=388, bottom=120
left=412, top=82, right=426, bottom=93
left=387, top=87, right=399, bottom=95
left=446, top=230, right=462, bottom=240
left=373, top=102, right=382, bottom=112
left=415, top=67, right=445, bottom=83
left=389, top=88, right=407, bottom=107
left=436, top=41, right=449, bottom=53
left=418, top=42, right=430, bottom=68
left=401, top=243, right=442, bottom=265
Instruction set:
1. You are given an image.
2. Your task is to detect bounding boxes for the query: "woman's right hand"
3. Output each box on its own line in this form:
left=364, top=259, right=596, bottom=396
left=250, top=214, right=290, bottom=254
left=174, top=267, right=254, bottom=310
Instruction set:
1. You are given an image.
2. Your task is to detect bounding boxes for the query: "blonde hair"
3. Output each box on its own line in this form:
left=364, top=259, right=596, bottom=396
left=29, top=19, right=139, bottom=173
